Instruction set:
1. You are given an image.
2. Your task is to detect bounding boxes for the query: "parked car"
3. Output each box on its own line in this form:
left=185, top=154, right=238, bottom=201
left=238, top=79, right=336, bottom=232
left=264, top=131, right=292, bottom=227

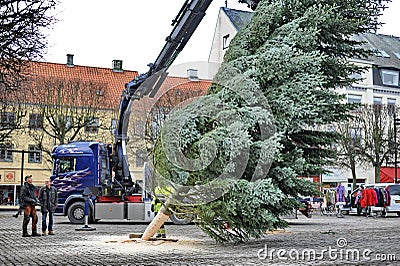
left=385, top=184, right=400, bottom=216
left=345, top=184, right=400, bottom=216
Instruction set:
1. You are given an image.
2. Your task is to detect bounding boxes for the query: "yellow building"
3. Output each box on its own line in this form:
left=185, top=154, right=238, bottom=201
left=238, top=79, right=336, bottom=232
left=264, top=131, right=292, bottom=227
left=0, top=55, right=212, bottom=206
left=0, top=56, right=137, bottom=205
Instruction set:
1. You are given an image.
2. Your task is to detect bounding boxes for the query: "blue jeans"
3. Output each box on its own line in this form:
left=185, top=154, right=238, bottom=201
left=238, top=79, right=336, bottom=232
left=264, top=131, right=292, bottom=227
left=41, top=211, right=54, bottom=231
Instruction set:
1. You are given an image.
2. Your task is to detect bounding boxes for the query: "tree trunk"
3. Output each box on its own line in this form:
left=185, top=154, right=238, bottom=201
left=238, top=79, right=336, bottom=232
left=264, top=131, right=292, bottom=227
left=375, top=165, right=380, bottom=183
left=351, top=165, right=357, bottom=190
left=141, top=206, right=171, bottom=241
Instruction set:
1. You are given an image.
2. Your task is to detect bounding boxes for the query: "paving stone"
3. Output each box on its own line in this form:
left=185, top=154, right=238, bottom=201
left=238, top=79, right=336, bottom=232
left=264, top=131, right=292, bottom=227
left=0, top=211, right=398, bottom=265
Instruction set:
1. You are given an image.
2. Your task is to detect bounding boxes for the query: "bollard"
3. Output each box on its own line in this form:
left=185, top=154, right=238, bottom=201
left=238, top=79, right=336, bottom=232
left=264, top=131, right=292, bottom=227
left=76, top=187, right=96, bottom=231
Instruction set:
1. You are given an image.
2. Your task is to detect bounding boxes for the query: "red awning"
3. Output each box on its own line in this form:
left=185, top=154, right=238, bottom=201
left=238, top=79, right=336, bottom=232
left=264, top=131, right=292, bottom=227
left=379, top=167, right=400, bottom=183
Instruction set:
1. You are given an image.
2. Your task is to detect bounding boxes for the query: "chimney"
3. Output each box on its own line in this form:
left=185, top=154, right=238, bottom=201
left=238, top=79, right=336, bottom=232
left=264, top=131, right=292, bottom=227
left=112, top=60, right=123, bottom=72
left=187, top=68, right=199, bottom=81
left=66, top=54, right=74, bottom=67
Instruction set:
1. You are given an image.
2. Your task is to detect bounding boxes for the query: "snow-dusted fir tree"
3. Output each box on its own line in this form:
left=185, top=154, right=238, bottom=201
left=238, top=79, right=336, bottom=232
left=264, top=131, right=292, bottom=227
left=144, top=0, right=389, bottom=242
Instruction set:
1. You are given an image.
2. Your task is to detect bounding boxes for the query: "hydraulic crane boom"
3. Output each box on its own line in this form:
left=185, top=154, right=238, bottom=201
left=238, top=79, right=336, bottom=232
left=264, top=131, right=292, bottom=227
left=112, top=0, right=260, bottom=192
left=113, top=0, right=214, bottom=188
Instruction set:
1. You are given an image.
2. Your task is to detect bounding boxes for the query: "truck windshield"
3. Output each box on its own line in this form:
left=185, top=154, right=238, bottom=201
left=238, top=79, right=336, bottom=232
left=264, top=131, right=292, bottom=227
left=53, top=157, right=76, bottom=174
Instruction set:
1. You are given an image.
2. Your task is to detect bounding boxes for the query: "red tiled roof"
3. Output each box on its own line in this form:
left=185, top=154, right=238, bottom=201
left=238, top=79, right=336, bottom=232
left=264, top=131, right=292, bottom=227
left=26, top=61, right=139, bottom=109
left=19, top=61, right=211, bottom=110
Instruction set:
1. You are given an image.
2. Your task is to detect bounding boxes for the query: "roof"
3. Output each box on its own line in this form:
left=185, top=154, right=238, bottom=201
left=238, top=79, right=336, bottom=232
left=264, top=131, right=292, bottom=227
left=352, top=33, right=400, bottom=69
left=154, top=76, right=211, bottom=107
left=222, top=8, right=400, bottom=69
left=222, top=7, right=253, bottom=31
left=26, top=61, right=138, bottom=109
left=17, top=61, right=211, bottom=110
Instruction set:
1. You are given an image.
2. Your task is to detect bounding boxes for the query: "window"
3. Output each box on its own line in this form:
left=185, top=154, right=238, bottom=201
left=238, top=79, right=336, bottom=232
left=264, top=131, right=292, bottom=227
left=96, top=89, right=104, bottom=96
left=381, top=69, right=399, bottom=86
left=394, top=52, right=400, bottom=60
left=136, top=149, right=147, bottom=167
left=347, top=94, right=362, bottom=104
left=54, top=157, right=76, bottom=174
left=349, top=128, right=362, bottom=147
left=373, top=97, right=382, bottom=105
left=29, top=114, right=43, bottom=130
left=28, top=145, right=42, bottom=163
left=0, top=143, right=13, bottom=162
left=222, top=34, right=230, bottom=50
left=85, top=118, right=99, bottom=134
left=57, top=115, right=72, bottom=130
left=388, top=98, right=396, bottom=115
left=373, top=96, right=382, bottom=113
left=0, top=112, right=16, bottom=129
left=110, top=119, right=117, bottom=134
left=349, top=72, right=363, bottom=81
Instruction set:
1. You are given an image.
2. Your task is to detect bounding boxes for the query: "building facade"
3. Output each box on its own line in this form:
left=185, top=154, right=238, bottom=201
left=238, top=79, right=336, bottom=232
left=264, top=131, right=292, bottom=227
left=0, top=56, right=137, bottom=205
left=0, top=55, right=212, bottom=206
left=208, top=7, right=400, bottom=189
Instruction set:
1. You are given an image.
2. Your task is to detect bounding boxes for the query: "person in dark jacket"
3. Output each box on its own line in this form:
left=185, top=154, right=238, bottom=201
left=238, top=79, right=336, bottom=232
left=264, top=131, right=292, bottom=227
left=38, top=178, right=58, bottom=236
left=20, top=175, right=41, bottom=237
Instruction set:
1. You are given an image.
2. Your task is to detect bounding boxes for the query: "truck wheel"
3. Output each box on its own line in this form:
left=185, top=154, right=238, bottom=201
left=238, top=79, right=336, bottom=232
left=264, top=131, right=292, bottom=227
left=68, top=202, right=85, bottom=224
left=170, top=213, right=192, bottom=225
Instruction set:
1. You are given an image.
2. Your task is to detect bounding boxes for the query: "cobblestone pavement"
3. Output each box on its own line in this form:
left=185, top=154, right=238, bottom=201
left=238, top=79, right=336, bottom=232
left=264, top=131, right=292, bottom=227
left=0, top=210, right=399, bottom=265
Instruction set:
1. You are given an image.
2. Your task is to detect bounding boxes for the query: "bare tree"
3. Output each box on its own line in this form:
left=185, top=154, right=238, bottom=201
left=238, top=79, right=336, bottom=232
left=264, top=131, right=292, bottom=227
left=0, top=0, right=57, bottom=89
left=0, top=87, right=26, bottom=142
left=26, top=77, right=116, bottom=159
left=336, top=114, right=364, bottom=189
left=0, top=0, right=57, bottom=142
left=127, top=81, right=207, bottom=169
left=358, top=104, right=394, bottom=183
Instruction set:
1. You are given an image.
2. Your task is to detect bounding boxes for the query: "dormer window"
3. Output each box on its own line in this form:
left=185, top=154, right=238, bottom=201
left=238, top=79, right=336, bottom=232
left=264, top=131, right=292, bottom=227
left=381, top=69, right=399, bottom=86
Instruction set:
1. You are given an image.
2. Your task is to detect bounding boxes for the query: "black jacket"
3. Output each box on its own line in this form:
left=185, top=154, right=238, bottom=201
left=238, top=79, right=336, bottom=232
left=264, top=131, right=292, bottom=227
left=38, top=185, right=58, bottom=212
left=20, top=182, right=38, bottom=207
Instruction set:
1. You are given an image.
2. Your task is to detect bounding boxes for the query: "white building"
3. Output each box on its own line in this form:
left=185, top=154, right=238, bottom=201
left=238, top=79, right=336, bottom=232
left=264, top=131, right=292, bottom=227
left=207, top=7, right=400, bottom=188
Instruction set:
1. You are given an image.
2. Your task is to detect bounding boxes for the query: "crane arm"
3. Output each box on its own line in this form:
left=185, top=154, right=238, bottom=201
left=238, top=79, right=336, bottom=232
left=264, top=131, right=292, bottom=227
left=112, top=0, right=260, bottom=190
left=113, top=0, right=214, bottom=185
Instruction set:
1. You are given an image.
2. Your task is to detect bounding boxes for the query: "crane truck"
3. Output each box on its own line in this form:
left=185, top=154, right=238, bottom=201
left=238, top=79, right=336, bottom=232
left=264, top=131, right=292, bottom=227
left=50, top=0, right=260, bottom=224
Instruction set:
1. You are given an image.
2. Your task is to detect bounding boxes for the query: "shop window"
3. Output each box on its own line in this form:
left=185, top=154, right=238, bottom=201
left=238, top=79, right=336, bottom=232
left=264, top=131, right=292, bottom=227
left=0, top=143, right=13, bottom=162
left=28, top=145, right=42, bottom=163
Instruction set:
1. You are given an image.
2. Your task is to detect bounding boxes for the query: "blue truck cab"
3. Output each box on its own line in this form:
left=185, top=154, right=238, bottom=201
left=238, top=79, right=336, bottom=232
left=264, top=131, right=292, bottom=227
left=51, top=141, right=154, bottom=224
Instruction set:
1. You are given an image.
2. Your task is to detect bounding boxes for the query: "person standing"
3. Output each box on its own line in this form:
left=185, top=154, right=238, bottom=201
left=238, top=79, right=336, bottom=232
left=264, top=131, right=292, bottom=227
left=20, top=175, right=41, bottom=237
left=336, top=182, right=346, bottom=202
left=38, top=178, right=58, bottom=236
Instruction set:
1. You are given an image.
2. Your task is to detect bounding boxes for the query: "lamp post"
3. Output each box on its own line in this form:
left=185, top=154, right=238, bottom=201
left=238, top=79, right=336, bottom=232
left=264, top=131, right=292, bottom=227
left=8, top=149, right=27, bottom=205
left=394, top=113, right=400, bottom=184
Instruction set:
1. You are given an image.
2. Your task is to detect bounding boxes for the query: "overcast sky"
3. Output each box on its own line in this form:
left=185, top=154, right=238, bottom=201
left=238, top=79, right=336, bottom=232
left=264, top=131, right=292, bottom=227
left=44, top=0, right=400, bottom=73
